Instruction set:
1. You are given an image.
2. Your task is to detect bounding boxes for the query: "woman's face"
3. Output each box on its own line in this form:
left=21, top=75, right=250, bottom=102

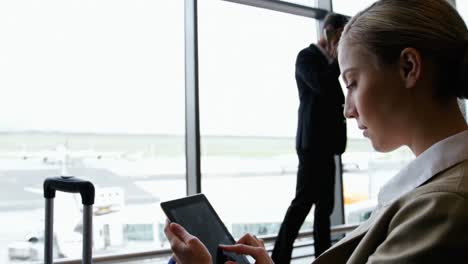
left=338, top=40, right=410, bottom=152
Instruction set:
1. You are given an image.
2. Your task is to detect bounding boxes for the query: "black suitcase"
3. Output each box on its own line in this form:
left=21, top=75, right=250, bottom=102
left=43, top=176, right=95, bottom=264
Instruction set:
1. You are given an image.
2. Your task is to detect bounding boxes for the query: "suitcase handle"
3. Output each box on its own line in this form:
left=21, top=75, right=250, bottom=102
left=44, top=176, right=95, bottom=205
left=43, top=176, right=94, bottom=264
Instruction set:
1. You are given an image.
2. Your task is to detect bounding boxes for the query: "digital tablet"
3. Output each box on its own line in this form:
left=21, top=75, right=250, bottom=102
left=161, top=194, right=250, bottom=264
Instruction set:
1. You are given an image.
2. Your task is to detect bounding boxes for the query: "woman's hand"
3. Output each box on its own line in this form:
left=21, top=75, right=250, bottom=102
left=220, top=233, right=274, bottom=264
left=164, top=220, right=212, bottom=264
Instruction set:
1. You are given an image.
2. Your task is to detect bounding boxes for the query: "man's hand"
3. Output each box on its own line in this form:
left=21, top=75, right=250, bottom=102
left=325, top=28, right=342, bottom=59
left=164, top=220, right=212, bottom=264
left=329, top=43, right=338, bottom=60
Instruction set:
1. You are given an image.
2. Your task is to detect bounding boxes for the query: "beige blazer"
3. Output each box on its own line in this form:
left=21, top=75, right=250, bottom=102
left=314, top=159, right=468, bottom=263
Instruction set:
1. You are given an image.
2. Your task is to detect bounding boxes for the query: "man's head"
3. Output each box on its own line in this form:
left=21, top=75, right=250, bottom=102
left=323, top=13, right=349, bottom=32
left=320, top=13, right=349, bottom=58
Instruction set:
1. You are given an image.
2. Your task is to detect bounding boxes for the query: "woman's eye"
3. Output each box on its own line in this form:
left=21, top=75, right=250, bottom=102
left=346, top=82, right=356, bottom=89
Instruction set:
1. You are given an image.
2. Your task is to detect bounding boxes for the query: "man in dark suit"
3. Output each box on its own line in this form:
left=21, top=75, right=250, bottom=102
left=272, top=14, right=348, bottom=263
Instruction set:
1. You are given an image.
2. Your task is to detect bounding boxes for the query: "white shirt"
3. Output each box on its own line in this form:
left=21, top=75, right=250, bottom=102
left=377, top=129, right=468, bottom=209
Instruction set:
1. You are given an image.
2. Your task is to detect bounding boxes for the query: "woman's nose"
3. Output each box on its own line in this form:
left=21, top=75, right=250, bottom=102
left=343, top=99, right=356, bottom=119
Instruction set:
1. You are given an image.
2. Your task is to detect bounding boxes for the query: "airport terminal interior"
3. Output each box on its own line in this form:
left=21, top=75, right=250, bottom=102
left=1, top=0, right=467, bottom=263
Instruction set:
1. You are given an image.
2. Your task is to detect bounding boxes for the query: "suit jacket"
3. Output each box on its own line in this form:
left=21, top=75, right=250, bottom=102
left=313, top=159, right=468, bottom=263
left=295, top=44, right=346, bottom=154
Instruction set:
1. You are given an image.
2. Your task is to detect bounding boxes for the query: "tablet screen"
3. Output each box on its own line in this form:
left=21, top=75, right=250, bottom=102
left=161, top=194, right=250, bottom=264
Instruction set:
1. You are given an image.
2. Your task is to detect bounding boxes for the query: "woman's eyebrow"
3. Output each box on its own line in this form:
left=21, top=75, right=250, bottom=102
left=341, top=67, right=357, bottom=83
left=341, top=67, right=357, bottom=77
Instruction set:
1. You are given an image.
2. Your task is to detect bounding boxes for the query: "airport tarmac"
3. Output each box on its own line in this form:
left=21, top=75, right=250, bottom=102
left=0, top=169, right=395, bottom=263
left=0, top=150, right=404, bottom=264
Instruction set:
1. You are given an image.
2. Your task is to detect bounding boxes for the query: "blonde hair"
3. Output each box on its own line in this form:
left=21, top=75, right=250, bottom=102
left=341, top=0, right=468, bottom=99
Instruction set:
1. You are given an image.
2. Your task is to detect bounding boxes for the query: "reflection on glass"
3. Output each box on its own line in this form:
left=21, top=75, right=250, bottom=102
left=0, top=1, right=185, bottom=263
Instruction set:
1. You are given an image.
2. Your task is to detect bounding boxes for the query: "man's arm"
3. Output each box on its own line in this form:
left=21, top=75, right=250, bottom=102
left=295, top=48, right=340, bottom=95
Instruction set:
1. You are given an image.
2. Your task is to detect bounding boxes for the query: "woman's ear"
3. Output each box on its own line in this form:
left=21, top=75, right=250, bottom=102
left=399, top=48, right=422, bottom=89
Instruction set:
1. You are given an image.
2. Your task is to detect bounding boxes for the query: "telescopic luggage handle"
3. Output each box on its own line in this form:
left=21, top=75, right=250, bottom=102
left=43, top=176, right=95, bottom=264
left=44, top=176, right=95, bottom=205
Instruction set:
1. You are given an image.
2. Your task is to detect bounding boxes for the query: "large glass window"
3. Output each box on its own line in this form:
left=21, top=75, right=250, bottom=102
left=198, top=0, right=316, bottom=238
left=0, top=1, right=185, bottom=263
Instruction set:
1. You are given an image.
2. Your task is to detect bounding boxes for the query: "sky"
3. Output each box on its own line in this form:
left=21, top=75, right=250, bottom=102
left=0, top=0, right=308, bottom=137
left=0, top=0, right=186, bottom=134
left=0, top=0, right=465, bottom=137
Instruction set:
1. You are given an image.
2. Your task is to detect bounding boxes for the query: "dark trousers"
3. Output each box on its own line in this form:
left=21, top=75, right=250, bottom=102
left=271, top=152, right=335, bottom=263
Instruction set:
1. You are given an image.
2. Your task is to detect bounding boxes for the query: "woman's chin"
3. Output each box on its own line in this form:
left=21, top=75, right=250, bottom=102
left=370, top=139, right=400, bottom=153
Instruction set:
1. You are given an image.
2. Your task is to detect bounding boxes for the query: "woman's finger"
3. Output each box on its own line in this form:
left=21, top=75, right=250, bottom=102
left=164, top=222, right=182, bottom=248
left=170, top=222, right=194, bottom=242
left=237, top=233, right=263, bottom=247
left=165, top=222, right=199, bottom=253
left=252, top=235, right=265, bottom=248
left=165, top=223, right=213, bottom=264
left=221, top=242, right=272, bottom=264
left=220, top=244, right=261, bottom=257
left=257, top=237, right=265, bottom=248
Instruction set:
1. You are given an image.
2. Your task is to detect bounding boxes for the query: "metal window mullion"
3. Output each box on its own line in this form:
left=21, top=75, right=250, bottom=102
left=222, top=0, right=327, bottom=19
left=185, top=0, right=201, bottom=195
left=316, top=0, right=346, bottom=227
left=316, top=0, right=332, bottom=33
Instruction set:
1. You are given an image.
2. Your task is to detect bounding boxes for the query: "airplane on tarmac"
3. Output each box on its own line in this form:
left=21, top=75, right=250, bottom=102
left=0, top=143, right=125, bottom=162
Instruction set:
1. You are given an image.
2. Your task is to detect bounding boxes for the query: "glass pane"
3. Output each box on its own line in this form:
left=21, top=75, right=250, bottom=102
left=457, top=0, right=468, bottom=120
left=198, top=0, right=317, bottom=238
left=457, top=0, right=468, bottom=21
left=332, top=0, right=377, bottom=16
left=0, top=1, right=185, bottom=263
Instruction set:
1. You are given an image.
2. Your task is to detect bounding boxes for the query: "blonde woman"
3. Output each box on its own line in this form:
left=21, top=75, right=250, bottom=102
left=165, top=0, right=468, bottom=262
